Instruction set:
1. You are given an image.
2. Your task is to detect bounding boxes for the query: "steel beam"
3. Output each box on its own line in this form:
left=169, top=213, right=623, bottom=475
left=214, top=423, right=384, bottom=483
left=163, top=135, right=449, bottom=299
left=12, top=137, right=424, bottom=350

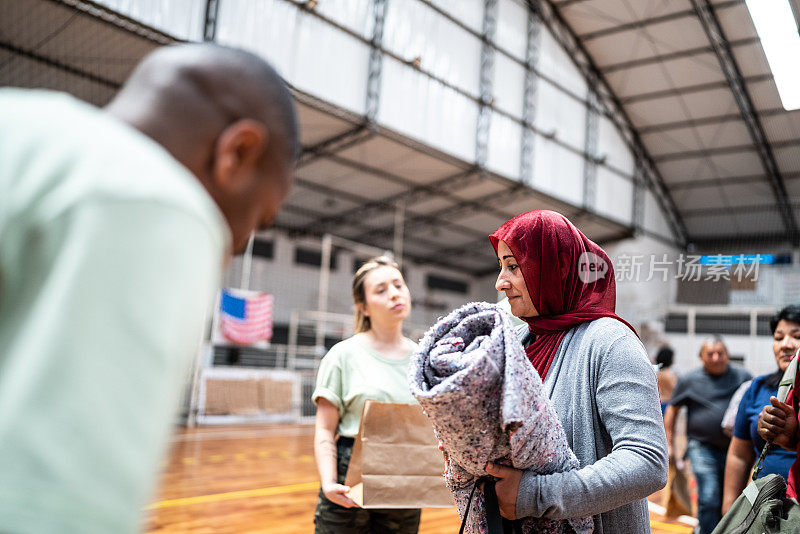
left=520, top=8, right=542, bottom=184
left=536, top=0, right=688, bottom=245
left=690, top=0, right=799, bottom=245
left=631, top=161, right=645, bottom=232
left=203, top=0, right=220, bottom=41
left=365, top=0, right=387, bottom=123
left=476, top=0, right=498, bottom=169
left=582, top=81, right=599, bottom=210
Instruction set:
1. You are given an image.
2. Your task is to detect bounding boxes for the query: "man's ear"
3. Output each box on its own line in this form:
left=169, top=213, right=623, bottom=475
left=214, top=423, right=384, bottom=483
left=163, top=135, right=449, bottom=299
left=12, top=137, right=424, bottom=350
left=212, top=119, right=268, bottom=190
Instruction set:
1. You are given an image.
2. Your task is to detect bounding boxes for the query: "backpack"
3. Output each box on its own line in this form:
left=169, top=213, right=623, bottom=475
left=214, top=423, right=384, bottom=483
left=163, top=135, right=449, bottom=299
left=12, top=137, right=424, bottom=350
left=711, top=352, right=800, bottom=534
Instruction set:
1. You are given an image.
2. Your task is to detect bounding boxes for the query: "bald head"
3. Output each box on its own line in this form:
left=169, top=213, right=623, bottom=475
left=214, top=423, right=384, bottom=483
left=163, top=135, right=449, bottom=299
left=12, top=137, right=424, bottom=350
left=106, top=43, right=299, bottom=251
left=108, top=43, right=298, bottom=166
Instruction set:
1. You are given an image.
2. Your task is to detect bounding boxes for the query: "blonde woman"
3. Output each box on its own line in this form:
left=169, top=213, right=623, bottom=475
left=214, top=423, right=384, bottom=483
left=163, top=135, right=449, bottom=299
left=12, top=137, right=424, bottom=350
left=312, top=257, right=421, bottom=533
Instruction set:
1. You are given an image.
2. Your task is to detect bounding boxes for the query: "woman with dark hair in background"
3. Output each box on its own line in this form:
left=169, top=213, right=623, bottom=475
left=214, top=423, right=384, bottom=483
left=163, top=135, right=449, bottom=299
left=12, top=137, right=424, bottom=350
left=656, top=347, right=678, bottom=415
left=311, top=257, right=421, bottom=534
left=722, top=305, right=800, bottom=514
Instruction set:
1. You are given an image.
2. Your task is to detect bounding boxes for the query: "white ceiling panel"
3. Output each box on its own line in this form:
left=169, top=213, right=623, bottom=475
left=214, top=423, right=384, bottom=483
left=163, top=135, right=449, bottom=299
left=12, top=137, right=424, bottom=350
left=672, top=182, right=774, bottom=210
left=357, top=212, right=396, bottom=229
left=297, top=159, right=408, bottom=199
left=407, top=195, right=457, bottom=215
left=589, top=18, right=709, bottom=69
left=287, top=182, right=362, bottom=215
left=718, top=182, right=778, bottom=208
left=0, top=50, right=118, bottom=106
left=787, top=177, right=800, bottom=197
left=729, top=210, right=785, bottom=234
left=563, top=0, right=693, bottom=36
left=643, top=120, right=752, bottom=155
left=625, top=96, right=689, bottom=128
left=705, top=151, right=766, bottom=176
left=684, top=211, right=784, bottom=237
left=276, top=206, right=319, bottom=227
left=731, top=42, right=771, bottom=78
left=449, top=178, right=509, bottom=202
left=684, top=213, right=737, bottom=236
left=658, top=151, right=764, bottom=184
left=6, top=0, right=155, bottom=84
left=714, top=1, right=758, bottom=41
left=605, top=52, right=726, bottom=97
left=388, top=151, right=468, bottom=183
left=762, top=114, right=800, bottom=144
left=498, top=193, right=580, bottom=219
left=626, top=88, right=738, bottom=128
left=296, top=103, right=356, bottom=146
left=336, top=136, right=464, bottom=184
left=661, top=87, right=739, bottom=119
left=450, top=212, right=509, bottom=234
left=335, top=136, right=420, bottom=172
left=775, top=147, right=800, bottom=174
left=414, top=225, right=477, bottom=248
left=746, top=79, right=783, bottom=112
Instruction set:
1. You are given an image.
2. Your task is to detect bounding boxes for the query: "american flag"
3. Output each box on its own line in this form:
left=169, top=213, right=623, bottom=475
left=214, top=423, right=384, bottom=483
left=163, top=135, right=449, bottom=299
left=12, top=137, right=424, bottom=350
left=219, top=289, right=273, bottom=346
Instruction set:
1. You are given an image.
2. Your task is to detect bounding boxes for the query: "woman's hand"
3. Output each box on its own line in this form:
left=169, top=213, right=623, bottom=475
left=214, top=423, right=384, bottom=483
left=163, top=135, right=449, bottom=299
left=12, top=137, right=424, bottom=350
left=485, top=462, right=522, bottom=520
left=758, top=396, right=799, bottom=451
left=321, top=481, right=359, bottom=508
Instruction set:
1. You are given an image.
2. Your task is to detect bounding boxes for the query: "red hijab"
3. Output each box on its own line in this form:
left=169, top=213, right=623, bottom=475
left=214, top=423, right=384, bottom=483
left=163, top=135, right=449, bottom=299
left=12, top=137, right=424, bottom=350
left=489, top=210, right=636, bottom=379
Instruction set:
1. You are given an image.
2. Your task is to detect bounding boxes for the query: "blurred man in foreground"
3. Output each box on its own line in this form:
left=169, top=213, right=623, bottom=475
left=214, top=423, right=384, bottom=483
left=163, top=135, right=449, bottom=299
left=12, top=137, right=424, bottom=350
left=0, top=43, right=298, bottom=533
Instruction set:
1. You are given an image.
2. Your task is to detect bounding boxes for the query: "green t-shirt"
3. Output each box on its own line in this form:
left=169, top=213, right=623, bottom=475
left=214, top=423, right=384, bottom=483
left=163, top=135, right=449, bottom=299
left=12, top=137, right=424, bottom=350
left=312, top=335, right=418, bottom=437
left=0, top=89, right=229, bottom=533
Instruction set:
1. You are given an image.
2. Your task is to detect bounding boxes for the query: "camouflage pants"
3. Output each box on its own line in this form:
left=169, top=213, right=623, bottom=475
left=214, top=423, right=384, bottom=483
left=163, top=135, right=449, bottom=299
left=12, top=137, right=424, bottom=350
left=313, top=437, right=421, bottom=534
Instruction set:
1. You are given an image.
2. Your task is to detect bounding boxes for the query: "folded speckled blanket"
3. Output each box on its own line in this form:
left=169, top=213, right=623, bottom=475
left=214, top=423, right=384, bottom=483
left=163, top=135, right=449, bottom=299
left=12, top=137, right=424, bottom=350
left=409, top=302, right=593, bottom=534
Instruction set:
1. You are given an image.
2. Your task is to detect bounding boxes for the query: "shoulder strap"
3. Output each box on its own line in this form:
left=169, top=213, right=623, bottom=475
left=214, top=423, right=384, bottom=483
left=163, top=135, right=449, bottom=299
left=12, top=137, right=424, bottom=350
left=458, top=479, right=507, bottom=534
left=777, top=349, right=800, bottom=404
left=482, top=480, right=506, bottom=534
left=459, top=481, right=480, bottom=534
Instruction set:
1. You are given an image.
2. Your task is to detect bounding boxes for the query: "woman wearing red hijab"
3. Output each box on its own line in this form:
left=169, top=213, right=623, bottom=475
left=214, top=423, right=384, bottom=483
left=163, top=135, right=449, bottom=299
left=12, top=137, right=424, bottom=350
left=484, top=210, right=668, bottom=533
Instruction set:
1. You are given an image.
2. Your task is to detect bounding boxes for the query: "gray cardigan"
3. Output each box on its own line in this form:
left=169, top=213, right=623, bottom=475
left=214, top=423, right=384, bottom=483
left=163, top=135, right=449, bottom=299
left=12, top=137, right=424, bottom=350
left=515, top=318, right=668, bottom=533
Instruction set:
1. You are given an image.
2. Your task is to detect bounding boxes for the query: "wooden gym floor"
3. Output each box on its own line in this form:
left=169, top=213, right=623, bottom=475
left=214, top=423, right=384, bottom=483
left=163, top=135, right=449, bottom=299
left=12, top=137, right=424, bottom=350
left=145, top=424, right=695, bottom=533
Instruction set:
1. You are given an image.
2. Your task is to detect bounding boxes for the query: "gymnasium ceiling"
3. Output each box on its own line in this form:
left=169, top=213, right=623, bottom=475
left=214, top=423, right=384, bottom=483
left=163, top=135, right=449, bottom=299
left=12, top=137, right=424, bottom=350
left=554, top=0, right=800, bottom=249
left=2, top=0, right=799, bottom=275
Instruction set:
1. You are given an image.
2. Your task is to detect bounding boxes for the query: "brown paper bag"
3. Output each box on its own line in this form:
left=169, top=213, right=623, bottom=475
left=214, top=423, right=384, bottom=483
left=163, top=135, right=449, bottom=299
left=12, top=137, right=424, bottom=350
left=344, top=400, right=454, bottom=509
left=662, top=462, right=693, bottom=517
